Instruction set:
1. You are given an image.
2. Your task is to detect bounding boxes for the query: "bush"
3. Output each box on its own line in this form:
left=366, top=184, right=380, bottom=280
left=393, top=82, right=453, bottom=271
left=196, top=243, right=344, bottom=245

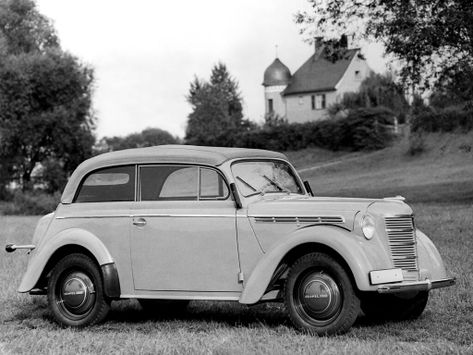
left=412, top=107, right=473, bottom=133
left=230, top=107, right=396, bottom=151
left=407, top=132, right=426, bottom=156
left=3, top=191, right=60, bottom=215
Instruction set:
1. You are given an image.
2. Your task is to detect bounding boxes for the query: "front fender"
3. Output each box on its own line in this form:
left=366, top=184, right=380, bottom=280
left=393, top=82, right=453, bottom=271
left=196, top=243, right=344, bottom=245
left=18, top=228, right=114, bottom=293
left=239, top=225, right=387, bottom=304
left=416, top=229, right=448, bottom=280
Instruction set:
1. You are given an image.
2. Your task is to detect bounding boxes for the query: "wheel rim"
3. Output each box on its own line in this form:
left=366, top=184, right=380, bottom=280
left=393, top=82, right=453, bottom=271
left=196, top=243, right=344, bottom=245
left=56, top=270, right=96, bottom=320
left=293, top=270, right=343, bottom=326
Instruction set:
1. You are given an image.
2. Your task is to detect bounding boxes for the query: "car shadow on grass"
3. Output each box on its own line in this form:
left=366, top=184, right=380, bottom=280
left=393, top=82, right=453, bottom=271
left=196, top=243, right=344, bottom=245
left=6, top=297, right=433, bottom=338
left=105, top=299, right=291, bottom=330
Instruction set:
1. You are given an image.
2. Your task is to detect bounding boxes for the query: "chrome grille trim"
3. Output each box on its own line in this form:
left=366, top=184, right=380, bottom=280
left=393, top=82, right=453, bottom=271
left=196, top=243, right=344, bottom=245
left=385, top=215, right=419, bottom=275
left=253, top=216, right=344, bottom=224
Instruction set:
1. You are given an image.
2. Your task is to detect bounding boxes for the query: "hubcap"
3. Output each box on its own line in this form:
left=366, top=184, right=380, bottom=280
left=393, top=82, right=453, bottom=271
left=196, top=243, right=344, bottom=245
left=295, top=271, right=342, bottom=326
left=57, top=271, right=96, bottom=319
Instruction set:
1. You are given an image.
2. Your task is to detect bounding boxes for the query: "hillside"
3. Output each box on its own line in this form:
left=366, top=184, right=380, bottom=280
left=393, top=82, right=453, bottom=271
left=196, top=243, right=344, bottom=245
left=287, top=132, right=473, bottom=203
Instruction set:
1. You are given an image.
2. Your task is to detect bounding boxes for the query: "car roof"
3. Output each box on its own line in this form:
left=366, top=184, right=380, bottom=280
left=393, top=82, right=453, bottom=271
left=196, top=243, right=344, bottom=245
left=61, top=145, right=288, bottom=203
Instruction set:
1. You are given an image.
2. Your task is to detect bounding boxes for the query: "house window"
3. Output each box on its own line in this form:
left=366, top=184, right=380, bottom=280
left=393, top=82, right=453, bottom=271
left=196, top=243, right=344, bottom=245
left=268, top=99, right=274, bottom=113
left=355, top=70, right=361, bottom=81
left=298, top=96, right=304, bottom=105
left=311, top=94, right=326, bottom=110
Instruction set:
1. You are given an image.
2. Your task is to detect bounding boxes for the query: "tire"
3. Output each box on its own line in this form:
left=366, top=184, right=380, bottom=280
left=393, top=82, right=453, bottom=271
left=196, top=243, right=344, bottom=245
left=47, top=253, right=110, bottom=327
left=284, top=252, right=360, bottom=335
left=139, top=299, right=190, bottom=316
left=361, top=291, right=428, bottom=321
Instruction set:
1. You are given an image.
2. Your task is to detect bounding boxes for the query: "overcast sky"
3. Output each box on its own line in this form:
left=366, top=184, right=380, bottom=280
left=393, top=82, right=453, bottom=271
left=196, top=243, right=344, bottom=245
left=36, top=0, right=389, bottom=139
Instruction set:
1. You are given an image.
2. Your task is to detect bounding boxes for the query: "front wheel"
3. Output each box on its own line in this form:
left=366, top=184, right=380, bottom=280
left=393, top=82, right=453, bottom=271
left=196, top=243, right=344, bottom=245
left=47, top=253, right=110, bottom=327
left=284, top=252, right=360, bottom=335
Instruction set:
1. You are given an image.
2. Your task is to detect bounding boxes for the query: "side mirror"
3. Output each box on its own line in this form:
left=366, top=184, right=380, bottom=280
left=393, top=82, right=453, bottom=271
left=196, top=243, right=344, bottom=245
left=303, top=181, right=314, bottom=197
left=230, top=183, right=242, bottom=209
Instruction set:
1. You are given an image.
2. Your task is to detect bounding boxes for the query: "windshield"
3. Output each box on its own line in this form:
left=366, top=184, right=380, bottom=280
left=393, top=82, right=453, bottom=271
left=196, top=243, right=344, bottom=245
left=231, top=160, right=304, bottom=197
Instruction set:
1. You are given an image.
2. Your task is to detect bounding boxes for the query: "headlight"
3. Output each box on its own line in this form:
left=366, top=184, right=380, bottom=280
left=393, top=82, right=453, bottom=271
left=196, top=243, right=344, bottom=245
left=361, top=214, right=376, bottom=240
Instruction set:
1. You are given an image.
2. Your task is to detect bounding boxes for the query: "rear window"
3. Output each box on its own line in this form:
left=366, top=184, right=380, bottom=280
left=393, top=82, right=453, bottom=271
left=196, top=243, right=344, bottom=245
left=74, top=165, right=135, bottom=203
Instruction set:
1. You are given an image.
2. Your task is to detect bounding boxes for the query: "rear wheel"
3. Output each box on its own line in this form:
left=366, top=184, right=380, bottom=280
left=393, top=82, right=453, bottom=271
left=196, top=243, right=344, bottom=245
left=361, top=291, right=428, bottom=320
left=284, top=252, right=360, bottom=335
left=47, top=253, right=110, bottom=327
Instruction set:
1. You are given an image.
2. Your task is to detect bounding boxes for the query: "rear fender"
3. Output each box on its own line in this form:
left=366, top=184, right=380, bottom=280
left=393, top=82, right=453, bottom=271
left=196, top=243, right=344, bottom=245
left=19, top=228, right=114, bottom=293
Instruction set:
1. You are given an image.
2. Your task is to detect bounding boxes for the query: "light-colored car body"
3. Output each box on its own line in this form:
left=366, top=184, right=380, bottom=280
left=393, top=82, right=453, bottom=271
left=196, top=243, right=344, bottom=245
left=7, top=145, right=454, bottom=333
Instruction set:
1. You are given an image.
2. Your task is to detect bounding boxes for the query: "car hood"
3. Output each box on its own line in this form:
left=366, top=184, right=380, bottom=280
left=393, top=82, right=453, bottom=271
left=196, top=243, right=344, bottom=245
left=247, top=195, right=412, bottom=230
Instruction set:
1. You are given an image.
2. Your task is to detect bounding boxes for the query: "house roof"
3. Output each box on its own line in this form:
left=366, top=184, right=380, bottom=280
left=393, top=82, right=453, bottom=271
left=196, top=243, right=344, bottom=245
left=283, top=49, right=359, bottom=96
left=61, top=145, right=288, bottom=203
left=263, top=58, right=292, bottom=86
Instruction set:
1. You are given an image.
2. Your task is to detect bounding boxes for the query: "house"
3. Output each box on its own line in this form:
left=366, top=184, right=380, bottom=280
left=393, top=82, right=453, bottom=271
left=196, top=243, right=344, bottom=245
left=263, top=38, right=371, bottom=123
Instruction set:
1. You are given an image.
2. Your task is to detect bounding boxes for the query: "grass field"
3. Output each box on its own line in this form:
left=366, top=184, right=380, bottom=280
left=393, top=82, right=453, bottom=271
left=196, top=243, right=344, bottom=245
left=1, top=132, right=472, bottom=354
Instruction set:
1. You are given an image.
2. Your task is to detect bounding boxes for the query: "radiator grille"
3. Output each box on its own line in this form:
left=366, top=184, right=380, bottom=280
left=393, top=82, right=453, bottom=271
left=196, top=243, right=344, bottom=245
left=385, top=216, right=418, bottom=278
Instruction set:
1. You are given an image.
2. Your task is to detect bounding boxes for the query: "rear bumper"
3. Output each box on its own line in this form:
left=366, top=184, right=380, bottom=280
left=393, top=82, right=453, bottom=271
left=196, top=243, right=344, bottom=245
left=377, top=277, right=455, bottom=294
left=5, top=243, right=36, bottom=253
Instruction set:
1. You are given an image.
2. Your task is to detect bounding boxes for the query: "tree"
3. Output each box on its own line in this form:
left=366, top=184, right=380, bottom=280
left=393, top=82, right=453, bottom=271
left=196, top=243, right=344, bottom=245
left=0, top=0, right=59, bottom=55
left=0, top=0, right=96, bottom=192
left=185, top=63, right=244, bottom=146
left=429, top=60, right=473, bottom=110
left=328, top=72, right=409, bottom=122
left=295, top=0, right=473, bottom=90
left=97, top=127, right=179, bottom=153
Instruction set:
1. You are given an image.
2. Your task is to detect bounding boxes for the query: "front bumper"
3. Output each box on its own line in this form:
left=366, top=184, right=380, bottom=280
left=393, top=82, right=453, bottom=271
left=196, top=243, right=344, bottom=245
left=377, top=278, right=455, bottom=294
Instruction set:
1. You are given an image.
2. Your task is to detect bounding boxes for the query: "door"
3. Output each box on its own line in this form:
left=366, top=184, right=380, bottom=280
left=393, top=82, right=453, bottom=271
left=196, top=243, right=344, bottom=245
left=130, top=165, right=241, bottom=292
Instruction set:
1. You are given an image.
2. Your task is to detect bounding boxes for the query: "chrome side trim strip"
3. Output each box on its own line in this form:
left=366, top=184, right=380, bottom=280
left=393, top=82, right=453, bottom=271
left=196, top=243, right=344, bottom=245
left=56, top=215, right=132, bottom=219
left=56, top=214, right=245, bottom=219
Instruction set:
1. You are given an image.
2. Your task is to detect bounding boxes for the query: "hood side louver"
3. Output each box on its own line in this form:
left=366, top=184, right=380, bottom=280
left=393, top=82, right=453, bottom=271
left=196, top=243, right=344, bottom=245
left=253, top=216, right=344, bottom=224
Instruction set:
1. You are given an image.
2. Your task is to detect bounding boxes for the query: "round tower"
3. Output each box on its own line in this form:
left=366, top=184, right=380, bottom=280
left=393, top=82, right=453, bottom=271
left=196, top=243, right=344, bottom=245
left=262, top=58, right=291, bottom=118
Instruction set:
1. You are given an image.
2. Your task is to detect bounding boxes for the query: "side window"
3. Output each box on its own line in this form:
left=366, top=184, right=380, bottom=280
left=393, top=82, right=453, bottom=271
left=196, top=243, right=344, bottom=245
left=140, top=165, right=229, bottom=201
left=200, top=168, right=229, bottom=199
left=160, top=167, right=198, bottom=199
left=141, top=165, right=198, bottom=201
left=75, top=165, right=135, bottom=203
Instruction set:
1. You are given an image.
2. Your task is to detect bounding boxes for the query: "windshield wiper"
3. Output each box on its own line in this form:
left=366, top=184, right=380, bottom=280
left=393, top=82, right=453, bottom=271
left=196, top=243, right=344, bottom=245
left=236, top=176, right=263, bottom=196
left=263, top=175, right=291, bottom=194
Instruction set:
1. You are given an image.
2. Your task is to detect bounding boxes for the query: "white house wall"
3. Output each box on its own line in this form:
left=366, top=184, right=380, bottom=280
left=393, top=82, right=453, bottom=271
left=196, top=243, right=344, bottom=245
left=334, top=52, right=371, bottom=100
left=285, top=91, right=337, bottom=123
left=264, top=85, right=287, bottom=118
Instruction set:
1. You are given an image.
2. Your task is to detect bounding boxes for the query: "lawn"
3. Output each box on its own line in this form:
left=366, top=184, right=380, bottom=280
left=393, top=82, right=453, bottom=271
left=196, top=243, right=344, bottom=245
left=0, top=132, right=472, bottom=354
left=0, top=204, right=471, bottom=354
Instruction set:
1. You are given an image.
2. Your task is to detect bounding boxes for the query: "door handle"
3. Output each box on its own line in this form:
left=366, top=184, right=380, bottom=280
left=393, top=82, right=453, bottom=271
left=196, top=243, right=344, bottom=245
left=133, top=217, right=147, bottom=227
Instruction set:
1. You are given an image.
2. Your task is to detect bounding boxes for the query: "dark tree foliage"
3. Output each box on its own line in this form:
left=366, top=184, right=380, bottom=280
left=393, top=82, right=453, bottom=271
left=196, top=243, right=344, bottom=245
left=295, top=0, right=473, bottom=90
left=0, top=51, right=95, bottom=190
left=97, top=128, right=179, bottom=153
left=185, top=63, right=245, bottom=146
left=429, top=60, right=473, bottom=111
left=0, top=0, right=96, bottom=193
left=0, top=0, right=59, bottom=55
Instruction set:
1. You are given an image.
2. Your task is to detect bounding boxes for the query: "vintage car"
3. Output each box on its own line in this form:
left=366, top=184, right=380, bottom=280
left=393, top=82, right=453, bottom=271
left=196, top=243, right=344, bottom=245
left=6, top=145, right=455, bottom=334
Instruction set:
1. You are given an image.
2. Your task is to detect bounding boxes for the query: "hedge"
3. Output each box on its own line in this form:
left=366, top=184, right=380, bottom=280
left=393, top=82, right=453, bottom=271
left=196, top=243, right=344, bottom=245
left=411, top=107, right=473, bottom=133
left=231, top=107, right=396, bottom=151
